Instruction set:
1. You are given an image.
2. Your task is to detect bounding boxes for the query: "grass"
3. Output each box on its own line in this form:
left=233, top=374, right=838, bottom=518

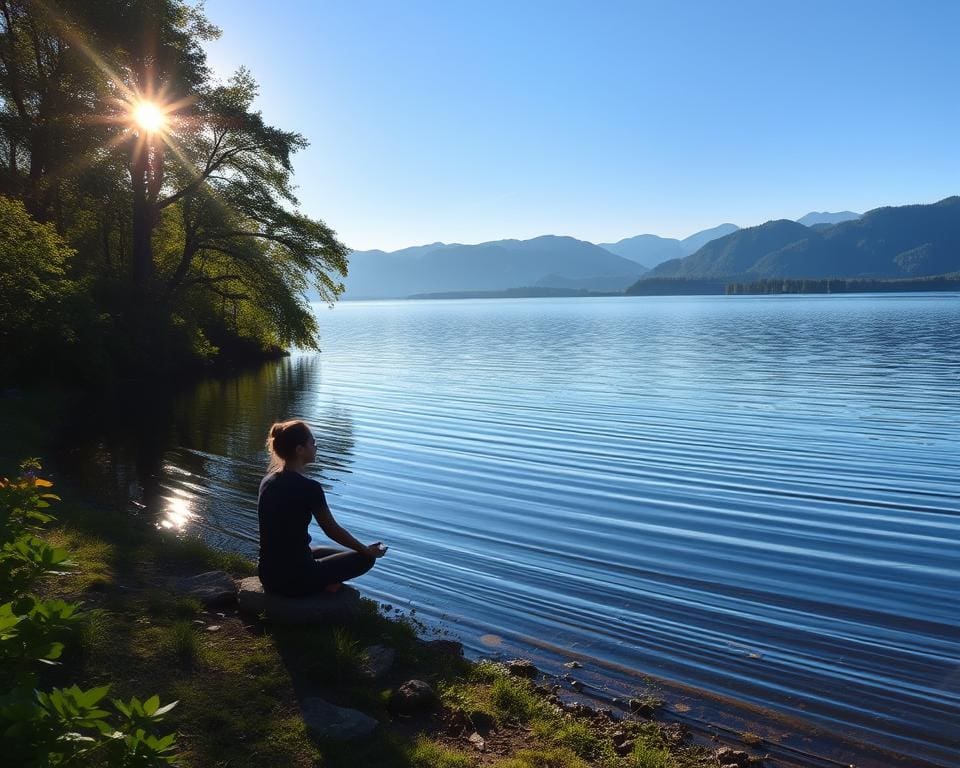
left=628, top=743, right=675, bottom=768
left=160, top=621, right=204, bottom=667
left=410, top=738, right=475, bottom=768
left=533, top=719, right=607, bottom=761
left=491, top=748, right=589, bottom=768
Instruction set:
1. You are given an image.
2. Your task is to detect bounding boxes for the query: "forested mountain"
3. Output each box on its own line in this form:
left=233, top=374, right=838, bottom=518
left=344, top=236, right=645, bottom=298
left=645, top=220, right=814, bottom=278
left=598, top=223, right=739, bottom=268
left=797, top=211, right=861, bottom=227
left=637, top=197, right=960, bottom=284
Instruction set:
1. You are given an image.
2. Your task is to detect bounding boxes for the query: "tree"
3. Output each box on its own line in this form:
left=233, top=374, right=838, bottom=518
left=0, top=0, right=348, bottom=379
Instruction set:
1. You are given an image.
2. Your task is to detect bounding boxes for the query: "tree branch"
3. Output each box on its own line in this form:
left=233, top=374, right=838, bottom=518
left=156, top=142, right=265, bottom=210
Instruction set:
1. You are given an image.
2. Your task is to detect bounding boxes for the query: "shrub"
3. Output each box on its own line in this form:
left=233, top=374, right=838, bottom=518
left=0, top=461, right=180, bottom=766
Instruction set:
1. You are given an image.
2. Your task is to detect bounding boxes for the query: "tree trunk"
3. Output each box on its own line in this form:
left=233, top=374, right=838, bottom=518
left=131, top=142, right=153, bottom=288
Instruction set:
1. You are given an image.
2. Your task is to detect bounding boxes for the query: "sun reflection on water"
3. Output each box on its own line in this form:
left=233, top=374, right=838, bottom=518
left=159, top=490, right=196, bottom=532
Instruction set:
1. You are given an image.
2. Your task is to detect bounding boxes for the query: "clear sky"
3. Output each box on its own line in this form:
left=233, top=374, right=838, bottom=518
left=202, top=0, right=960, bottom=252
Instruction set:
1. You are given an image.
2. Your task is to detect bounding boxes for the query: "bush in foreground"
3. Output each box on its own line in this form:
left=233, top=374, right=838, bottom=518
left=0, top=460, right=179, bottom=766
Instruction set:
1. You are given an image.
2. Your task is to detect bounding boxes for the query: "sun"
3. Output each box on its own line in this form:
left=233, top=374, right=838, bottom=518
left=131, top=101, right=166, bottom=133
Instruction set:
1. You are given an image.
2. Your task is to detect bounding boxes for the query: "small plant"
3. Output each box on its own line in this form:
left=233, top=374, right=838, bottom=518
left=533, top=718, right=605, bottom=760
left=162, top=621, right=203, bottom=667
left=0, top=461, right=180, bottom=766
left=630, top=741, right=675, bottom=768
left=490, top=676, right=547, bottom=724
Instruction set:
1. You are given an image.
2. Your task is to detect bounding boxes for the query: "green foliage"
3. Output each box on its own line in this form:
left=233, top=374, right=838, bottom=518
left=159, top=621, right=202, bottom=668
left=441, top=665, right=548, bottom=728
left=532, top=718, right=605, bottom=760
left=629, top=742, right=675, bottom=768
left=0, top=1, right=348, bottom=384
left=0, top=461, right=179, bottom=766
left=490, top=676, right=545, bottom=723
left=0, top=197, right=98, bottom=381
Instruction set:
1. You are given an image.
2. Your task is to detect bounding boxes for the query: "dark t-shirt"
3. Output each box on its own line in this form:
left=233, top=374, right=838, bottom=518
left=257, top=470, right=329, bottom=589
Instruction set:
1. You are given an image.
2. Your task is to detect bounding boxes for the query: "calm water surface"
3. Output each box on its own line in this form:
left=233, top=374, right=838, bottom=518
left=65, top=295, right=960, bottom=766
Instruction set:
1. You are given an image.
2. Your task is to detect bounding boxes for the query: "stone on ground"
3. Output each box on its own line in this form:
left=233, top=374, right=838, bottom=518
left=301, top=697, right=378, bottom=741
left=236, top=576, right=361, bottom=624
left=390, top=679, right=436, bottom=714
left=173, top=571, right=237, bottom=607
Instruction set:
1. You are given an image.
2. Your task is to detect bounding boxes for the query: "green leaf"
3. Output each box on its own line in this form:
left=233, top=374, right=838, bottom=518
left=80, top=685, right=111, bottom=707
left=143, top=694, right=160, bottom=716
left=153, top=700, right=179, bottom=717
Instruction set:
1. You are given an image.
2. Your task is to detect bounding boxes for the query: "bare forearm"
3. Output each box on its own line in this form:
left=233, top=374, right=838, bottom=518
left=327, top=524, right=367, bottom=554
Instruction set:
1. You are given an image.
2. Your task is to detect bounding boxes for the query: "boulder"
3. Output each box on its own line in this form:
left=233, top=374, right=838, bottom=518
left=390, top=679, right=436, bottom=714
left=173, top=571, right=237, bottom=607
left=301, top=697, right=378, bottom=741
left=236, top=577, right=361, bottom=624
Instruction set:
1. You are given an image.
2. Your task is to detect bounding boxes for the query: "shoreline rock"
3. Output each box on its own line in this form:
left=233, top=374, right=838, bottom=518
left=236, top=576, right=361, bottom=623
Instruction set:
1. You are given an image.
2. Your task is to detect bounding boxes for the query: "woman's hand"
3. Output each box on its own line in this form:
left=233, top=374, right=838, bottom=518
left=366, top=542, right=388, bottom=558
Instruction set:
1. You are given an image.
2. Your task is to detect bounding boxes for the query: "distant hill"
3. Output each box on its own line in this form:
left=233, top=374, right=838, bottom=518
left=343, top=235, right=645, bottom=299
left=678, top=223, right=740, bottom=254
left=598, top=223, right=739, bottom=268
left=633, top=197, right=960, bottom=288
left=797, top=211, right=861, bottom=227
left=596, top=234, right=683, bottom=268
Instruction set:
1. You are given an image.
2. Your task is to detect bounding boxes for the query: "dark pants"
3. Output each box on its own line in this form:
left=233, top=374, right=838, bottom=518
left=261, top=547, right=375, bottom=597
left=309, top=546, right=376, bottom=586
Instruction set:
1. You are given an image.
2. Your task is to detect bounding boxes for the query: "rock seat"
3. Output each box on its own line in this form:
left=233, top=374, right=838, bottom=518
left=236, top=576, right=361, bottom=624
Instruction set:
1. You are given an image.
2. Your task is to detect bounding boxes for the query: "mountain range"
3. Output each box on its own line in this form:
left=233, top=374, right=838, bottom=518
left=637, top=197, right=959, bottom=285
left=333, top=200, right=960, bottom=300
left=341, top=222, right=746, bottom=299
left=343, top=236, right=646, bottom=299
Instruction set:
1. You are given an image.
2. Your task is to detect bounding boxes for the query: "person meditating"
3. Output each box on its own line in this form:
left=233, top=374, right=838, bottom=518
left=258, top=419, right=387, bottom=596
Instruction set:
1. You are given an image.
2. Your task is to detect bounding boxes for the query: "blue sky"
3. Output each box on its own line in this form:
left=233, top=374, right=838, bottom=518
left=202, top=1, right=959, bottom=251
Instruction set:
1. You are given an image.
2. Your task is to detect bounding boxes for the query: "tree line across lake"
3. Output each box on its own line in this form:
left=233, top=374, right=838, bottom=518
left=725, top=273, right=960, bottom=295
left=0, top=0, right=347, bottom=387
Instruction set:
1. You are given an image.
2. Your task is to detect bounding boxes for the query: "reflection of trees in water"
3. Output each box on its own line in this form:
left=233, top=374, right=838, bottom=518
left=55, top=355, right=357, bottom=530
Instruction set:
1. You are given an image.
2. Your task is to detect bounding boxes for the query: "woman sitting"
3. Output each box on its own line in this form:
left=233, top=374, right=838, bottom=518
left=258, top=419, right=387, bottom=596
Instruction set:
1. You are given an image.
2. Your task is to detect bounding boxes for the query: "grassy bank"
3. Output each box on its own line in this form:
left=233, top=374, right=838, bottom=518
left=1, top=394, right=728, bottom=768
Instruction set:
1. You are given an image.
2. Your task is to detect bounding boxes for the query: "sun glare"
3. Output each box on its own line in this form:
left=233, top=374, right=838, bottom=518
left=132, top=101, right=166, bottom=133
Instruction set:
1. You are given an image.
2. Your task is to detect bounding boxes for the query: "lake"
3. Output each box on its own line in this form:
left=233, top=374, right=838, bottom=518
left=61, top=294, right=960, bottom=767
